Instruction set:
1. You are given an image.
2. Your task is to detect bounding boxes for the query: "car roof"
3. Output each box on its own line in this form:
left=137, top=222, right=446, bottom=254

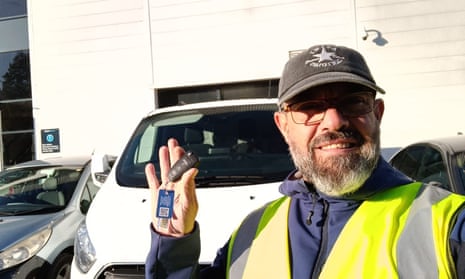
left=408, top=136, right=465, bottom=153
left=146, top=98, right=279, bottom=117
left=6, top=156, right=90, bottom=170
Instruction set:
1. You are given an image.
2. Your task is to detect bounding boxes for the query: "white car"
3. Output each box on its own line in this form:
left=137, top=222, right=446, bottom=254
left=0, top=156, right=113, bottom=279
left=72, top=98, right=294, bottom=278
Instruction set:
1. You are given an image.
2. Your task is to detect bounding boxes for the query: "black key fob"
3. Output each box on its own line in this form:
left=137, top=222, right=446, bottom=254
left=167, top=151, right=200, bottom=182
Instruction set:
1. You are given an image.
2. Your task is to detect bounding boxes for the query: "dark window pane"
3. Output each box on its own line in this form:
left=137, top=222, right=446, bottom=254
left=0, top=0, right=27, bottom=18
left=0, top=50, right=33, bottom=164
left=0, top=100, right=33, bottom=130
left=2, top=132, right=33, bottom=166
left=156, top=79, right=279, bottom=108
left=0, top=51, right=31, bottom=100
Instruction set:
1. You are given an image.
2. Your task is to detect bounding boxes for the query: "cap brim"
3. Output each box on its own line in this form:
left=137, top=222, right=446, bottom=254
left=278, top=72, right=385, bottom=105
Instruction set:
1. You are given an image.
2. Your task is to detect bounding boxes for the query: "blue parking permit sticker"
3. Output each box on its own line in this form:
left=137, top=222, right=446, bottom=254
left=156, top=190, right=174, bottom=219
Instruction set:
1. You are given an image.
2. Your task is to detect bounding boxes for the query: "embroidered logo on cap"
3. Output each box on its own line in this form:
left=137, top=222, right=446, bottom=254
left=305, top=45, right=344, bottom=68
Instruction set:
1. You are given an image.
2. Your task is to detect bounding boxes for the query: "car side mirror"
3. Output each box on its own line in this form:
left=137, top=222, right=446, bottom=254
left=80, top=199, right=91, bottom=214
left=91, top=153, right=115, bottom=187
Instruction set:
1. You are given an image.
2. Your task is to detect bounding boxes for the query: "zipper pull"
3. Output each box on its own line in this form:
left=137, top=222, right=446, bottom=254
left=306, top=210, right=314, bottom=225
left=306, top=192, right=317, bottom=225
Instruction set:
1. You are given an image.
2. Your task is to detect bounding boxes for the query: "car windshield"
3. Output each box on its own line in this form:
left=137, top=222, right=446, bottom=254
left=116, top=103, right=295, bottom=188
left=0, top=165, right=84, bottom=215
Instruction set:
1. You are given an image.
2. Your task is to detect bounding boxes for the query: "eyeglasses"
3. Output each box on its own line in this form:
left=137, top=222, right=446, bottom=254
left=281, top=92, right=375, bottom=125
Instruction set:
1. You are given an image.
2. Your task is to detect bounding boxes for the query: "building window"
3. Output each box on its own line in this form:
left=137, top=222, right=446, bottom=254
left=156, top=79, right=279, bottom=108
left=0, top=50, right=33, bottom=166
left=0, top=0, right=27, bottom=19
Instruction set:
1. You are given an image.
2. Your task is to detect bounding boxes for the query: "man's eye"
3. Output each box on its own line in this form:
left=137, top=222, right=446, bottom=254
left=344, top=96, right=368, bottom=106
left=295, top=102, right=324, bottom=111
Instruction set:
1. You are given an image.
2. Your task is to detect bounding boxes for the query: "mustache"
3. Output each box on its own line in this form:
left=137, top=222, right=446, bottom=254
left=311, top=130, right=363, bottom=147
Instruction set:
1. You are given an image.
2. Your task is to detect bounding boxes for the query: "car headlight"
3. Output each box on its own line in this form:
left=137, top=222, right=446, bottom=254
left=0, top=226, right=52, bottom=271
left=74, top=221, right=96, bottom=273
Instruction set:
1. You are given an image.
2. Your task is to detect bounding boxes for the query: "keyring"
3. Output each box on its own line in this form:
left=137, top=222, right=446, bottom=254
left=156, top=182, right=174, bottom=229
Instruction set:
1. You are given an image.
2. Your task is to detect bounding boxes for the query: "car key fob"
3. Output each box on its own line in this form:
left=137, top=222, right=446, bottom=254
left=167, top=151, right=200, bottom=182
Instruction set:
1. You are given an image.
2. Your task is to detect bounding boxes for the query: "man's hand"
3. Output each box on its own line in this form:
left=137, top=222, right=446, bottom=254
left=145, top=138, right=199, bottom=237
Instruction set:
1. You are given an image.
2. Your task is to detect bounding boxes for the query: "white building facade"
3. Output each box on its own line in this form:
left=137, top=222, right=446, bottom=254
left=26, top=0, right=465, bottom=159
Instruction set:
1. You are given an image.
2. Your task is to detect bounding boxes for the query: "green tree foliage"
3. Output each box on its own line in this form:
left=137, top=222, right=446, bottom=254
left=1, top=52, right=31, bottom=100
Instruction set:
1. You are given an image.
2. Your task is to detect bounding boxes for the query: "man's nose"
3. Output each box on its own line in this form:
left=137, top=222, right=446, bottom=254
left=319, top=107, right=349, bottom=130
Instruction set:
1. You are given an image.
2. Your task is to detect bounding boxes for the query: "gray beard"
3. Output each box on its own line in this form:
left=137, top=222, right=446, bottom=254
left=289, top=130, right=380, bottom=197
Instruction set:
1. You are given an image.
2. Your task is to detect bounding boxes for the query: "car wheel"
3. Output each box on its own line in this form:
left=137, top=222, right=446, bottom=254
left=48, top=253, right=73, bottom=279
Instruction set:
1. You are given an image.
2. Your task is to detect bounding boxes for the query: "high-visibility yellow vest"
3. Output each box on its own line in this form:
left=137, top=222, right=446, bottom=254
left=226, top=182, right=465, bottom=279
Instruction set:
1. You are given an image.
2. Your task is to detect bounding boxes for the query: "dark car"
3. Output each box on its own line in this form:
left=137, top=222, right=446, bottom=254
left=389, top=136, right=465, bottom=194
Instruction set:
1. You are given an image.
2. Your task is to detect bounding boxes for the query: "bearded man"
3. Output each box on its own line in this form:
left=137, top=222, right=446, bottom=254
left=145, top=44, right=465, bottom=279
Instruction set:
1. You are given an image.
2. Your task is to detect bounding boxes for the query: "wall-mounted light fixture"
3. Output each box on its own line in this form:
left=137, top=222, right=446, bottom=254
left=362, top=27, right=388, bottom=46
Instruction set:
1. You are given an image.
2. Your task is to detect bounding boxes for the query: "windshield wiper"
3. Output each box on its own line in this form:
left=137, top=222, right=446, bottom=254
left=0, top=211, right=16, bottom=216
left=7, top=205, right=64, bottom=216
left=195, top=175, right=280, bottom=187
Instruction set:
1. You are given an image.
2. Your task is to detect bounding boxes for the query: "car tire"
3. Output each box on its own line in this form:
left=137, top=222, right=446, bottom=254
left=48, top=253, right=73, bottom=279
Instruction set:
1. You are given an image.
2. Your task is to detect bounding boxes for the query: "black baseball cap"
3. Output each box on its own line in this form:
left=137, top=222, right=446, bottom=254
left=278, top=44, right=385, bottom=106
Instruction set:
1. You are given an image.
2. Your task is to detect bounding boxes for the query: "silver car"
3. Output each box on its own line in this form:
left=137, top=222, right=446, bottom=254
left=389, top=135, right=465, bottom=194
left=0, top=156, right=112, bottom=279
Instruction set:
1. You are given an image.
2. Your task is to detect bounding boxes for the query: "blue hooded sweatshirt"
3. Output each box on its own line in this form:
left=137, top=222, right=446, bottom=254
left=145, top=158, right=465, bottom=278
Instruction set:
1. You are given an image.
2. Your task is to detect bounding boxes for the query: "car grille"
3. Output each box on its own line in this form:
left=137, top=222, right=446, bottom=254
left=98, top=264, right=145, bottom=279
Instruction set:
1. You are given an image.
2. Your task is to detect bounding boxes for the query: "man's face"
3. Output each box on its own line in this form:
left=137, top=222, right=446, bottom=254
left=274, top=83, right=385, bottom=197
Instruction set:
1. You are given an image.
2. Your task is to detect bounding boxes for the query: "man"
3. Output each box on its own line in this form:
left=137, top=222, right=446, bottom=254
left=145, top=44, right=465, bottom=278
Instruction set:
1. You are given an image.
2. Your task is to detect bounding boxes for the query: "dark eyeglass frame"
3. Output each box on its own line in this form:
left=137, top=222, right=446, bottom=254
left=281, top=92, right=376, bottom=125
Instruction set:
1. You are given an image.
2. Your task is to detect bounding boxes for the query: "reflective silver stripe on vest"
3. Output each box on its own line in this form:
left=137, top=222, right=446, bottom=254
left=397, top=183, right=451, bottom=278
left=229, top=203, right=268, bottom=279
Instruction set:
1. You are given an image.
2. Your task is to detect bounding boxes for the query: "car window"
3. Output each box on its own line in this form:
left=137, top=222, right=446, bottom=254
left=390, top=145, right=425, bottom=179
left=416, top=147, right=450, bottom=189
left=455, top=152, right=465, bottom=191
left=79, top=174, right=100, bottom=214
left=116, top=103, right=294, bottom=188
left=0, top=165, right=84, bottom=214
left=390, top=145, right=451, bottom=190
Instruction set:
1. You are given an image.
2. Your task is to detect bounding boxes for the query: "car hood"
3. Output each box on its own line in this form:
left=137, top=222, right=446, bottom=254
left=0, top=212, right=62, bottom=250
left=86, top=179, right=282, bottom=264
left=85, top=185, right=152, bottom=263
